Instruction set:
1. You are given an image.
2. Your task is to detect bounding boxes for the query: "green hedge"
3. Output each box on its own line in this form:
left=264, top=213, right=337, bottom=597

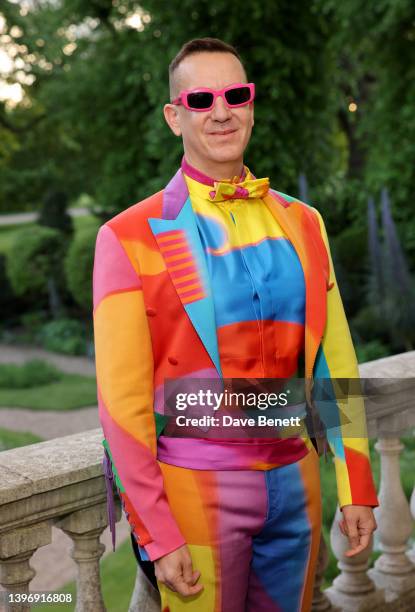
left=6, top=225, right=64, bottom=297
left=64, top=227, right=98, bottom=311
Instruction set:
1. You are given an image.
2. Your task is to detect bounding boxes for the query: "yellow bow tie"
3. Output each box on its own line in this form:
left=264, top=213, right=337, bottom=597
left=209, top=176, right=270, bottom=202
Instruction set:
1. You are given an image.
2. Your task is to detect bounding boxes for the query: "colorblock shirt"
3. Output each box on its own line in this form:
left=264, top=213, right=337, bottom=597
left=156, top=165, right=314, bottom=470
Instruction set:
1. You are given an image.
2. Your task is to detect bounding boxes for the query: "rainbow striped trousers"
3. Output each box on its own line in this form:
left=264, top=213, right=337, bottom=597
left=157, top=447, right=322, bottom=611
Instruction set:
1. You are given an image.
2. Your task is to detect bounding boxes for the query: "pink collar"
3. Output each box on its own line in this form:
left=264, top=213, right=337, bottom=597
left=181, top=156, right=246, bottom=186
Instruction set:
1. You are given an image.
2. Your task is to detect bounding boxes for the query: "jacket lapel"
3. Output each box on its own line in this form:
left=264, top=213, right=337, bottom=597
left=148, top=170, right=222, bottom=376
left=264, top=190, right=328, bottom=379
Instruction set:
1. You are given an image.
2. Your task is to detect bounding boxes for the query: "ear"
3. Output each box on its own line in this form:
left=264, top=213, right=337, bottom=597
left=163, top=104, right=182, bottom=137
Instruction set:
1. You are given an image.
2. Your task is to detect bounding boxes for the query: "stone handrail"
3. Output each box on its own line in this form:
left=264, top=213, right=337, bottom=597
left=0, top=430, right=120, bottom=611
left=0, top=352, right=414, bottom=611
left=314, top=351, right=415, bottom=611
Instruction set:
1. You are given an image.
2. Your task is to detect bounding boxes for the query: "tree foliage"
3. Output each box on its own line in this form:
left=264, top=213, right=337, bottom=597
left=1, top=0, right=414, bottom=355
left=0, top=0, right=340, bottom=215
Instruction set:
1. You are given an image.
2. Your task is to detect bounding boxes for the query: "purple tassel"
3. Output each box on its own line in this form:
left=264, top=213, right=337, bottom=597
left=102, top=450, right=116, bottom=552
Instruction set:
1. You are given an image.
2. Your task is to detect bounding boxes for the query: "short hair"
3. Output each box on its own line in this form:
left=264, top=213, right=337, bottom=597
left=168, top=37, right=246, bottom=98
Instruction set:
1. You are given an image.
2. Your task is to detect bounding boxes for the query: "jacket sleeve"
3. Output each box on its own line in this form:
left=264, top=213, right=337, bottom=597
left=310, top=207, right=379, bottom=509
left=93, top=223, right=186, bottom=560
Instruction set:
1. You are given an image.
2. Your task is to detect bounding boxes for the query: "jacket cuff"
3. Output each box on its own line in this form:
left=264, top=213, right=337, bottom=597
left=142, top=534, right=187, bottom=562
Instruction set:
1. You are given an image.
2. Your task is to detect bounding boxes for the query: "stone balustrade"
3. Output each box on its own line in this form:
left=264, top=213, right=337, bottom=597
left=0, top=351, right=414, bottom=611
left=0, top=431, right=121, bottom=611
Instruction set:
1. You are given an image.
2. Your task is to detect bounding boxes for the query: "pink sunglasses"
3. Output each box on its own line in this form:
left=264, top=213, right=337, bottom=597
left=171, top=83, right=255, bottom=112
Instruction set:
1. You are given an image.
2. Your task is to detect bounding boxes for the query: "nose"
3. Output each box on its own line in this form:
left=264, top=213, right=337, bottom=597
left=210, top=94, right=232, bottom=121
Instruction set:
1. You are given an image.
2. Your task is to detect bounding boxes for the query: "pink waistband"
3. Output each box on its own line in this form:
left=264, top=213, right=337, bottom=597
left=157, top=436, right=309, bottom=470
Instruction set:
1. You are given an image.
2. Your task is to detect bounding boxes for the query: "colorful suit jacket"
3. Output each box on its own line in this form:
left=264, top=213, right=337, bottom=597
left=93, top=168, right=378, bottom=561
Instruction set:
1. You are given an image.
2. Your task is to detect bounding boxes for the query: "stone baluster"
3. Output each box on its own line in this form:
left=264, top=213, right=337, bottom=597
left=128, top=567, right=161, bottom=612
left=57, top=502, right=113, bottom=612
left=0, top=522, right=51, bottom=612
left=325, top=506, right=383, bottom=611
left=312, top=533, right=338, bottom=611
left=368, top=438, right=415, bottom=601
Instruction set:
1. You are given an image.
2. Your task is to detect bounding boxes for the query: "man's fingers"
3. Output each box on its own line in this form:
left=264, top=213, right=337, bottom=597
left=345, top=544, right=363, bottom=557
left=182, top=557, right=194, bottom=586
left=338, top=519, right=346, bottom=536
left=164, top=579, right=177, bottom=592
left=346, top=532, right=371, bottom=557
left=173, top=576, right=204, bottom=597
left=345, top=520, right=359, bottom=548
left=343, top=521, right=373, bottom=557
left=191, top=570, right=201, bottom=585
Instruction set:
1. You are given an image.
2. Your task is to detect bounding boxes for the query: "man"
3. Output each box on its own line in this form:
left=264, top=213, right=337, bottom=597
left=93, top=38, right=378, bottom=612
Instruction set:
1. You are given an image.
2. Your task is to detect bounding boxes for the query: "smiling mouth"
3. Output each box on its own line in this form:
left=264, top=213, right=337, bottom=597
left=209, top=129, right=237, bottom=136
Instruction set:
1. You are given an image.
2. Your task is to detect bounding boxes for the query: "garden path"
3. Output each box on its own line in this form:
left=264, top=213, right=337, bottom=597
left=0, top=206, right=89, bottom=227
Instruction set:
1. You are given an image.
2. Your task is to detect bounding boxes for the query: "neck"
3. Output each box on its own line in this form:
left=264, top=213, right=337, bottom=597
left=183, top=152, right=244, bottom=182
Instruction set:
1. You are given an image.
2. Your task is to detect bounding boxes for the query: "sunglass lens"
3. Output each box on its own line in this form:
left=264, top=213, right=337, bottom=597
left=187, top=91, right=214, bottom=109
left=225, top=86, right=251, bottom=106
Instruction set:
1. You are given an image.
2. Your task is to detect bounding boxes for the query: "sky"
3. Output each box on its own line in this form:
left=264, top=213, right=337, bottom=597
left=0, top=6, right=146, bottom=107
left=0, top=13, right=25, bottom=105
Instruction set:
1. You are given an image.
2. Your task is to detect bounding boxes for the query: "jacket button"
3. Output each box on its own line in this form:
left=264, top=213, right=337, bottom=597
left=168, top=356, right=178, bottom=366
left=146, top=307, right=156, bottom=317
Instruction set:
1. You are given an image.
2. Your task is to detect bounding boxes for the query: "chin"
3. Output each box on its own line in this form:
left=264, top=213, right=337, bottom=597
left=209, top=145, right=244, bottom=163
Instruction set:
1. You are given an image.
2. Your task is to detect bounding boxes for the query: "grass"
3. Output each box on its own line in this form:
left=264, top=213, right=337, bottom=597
left=33, top=536, right=138, bottom=612
left=0, top=360, right=62, bottom=389
left=0, top=372, right=97, bottom=410
left=0, top=427, right=43, bottom=451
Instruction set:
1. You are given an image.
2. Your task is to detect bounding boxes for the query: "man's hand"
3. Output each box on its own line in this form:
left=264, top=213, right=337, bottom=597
left=154, top=544, right=203, bottom=597
left=339, top=505, right=377, bottom=557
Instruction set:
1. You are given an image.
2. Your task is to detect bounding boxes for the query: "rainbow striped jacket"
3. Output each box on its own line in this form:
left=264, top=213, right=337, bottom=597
left=93, top=167, right=378, bottom=561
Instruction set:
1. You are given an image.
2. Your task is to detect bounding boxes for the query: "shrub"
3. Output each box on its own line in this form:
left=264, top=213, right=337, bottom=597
left=0, top=253, right=18, bottom=323
left=38, top=189, right=74, bottom=237
left=64, top=227, right=98, bottom=311
left=351, top=305, right=387, bottom=342
left=6, top=226, right=64, bottom=297
left=0, top=359, right=62, bottom=389
left=355, top=340, right=390, bottom=364
left=38, top=318, right=87, bottom=355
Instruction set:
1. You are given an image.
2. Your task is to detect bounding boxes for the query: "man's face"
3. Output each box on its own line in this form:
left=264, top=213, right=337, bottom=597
left=164, top=52, right=254, bottom=172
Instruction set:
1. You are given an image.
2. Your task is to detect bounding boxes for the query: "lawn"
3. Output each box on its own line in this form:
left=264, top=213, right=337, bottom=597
left=0, top=373, right=97, bottom=410
left=0, top=427, right=43, bottom=451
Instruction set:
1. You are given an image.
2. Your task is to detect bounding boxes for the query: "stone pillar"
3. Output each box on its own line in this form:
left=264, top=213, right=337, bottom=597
left=368, top=438, right=415, bottom=601
left=57, top=502, right=114, bottom=612
left=312, top=533, right=338, bottom=611
left=128, top=568, right=161, bottom=612
left=326, top=506, right=383, bottom=611
left=0, top=522, right=51, bottom=612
